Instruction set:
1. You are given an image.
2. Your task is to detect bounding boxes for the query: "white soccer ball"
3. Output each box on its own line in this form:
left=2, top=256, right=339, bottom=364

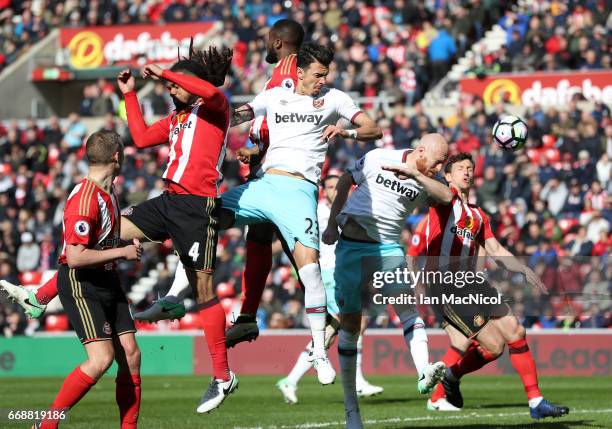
left=492, top=115, right=528, bottom=151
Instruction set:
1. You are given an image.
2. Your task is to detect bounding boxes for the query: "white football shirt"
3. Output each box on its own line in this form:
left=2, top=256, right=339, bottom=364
left=247, top=87, right=362, bottom=183
left=317, top=200, right=336, bottom=270
left=338, top=148, right=429, bottom=243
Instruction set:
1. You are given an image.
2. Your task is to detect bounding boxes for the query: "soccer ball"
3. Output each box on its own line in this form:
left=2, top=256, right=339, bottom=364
left=492, top=115, right=528, bottom=151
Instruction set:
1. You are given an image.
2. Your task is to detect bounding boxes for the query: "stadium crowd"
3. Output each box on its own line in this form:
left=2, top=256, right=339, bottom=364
left=1, top=89, right=611, bottom=336
left=0, top=1, right=611, bottom=336
left=2, top=0, right=503, bottom=106
left=467, top=1, right=611, bottom=76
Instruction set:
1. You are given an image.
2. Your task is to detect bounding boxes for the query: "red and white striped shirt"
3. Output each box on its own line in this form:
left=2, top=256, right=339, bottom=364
left=250, top=54, right=298, bottom=160
left=426, top=188, right=493, bottom=260
left=124, top=70, right=230, bottom=198
left=58, top=178, right=121, bottom=268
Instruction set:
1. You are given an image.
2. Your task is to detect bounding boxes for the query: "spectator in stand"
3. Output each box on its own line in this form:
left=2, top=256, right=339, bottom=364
left=61, top=113, right=86, bottom=153
left=16, top=231, right=40, bottom=273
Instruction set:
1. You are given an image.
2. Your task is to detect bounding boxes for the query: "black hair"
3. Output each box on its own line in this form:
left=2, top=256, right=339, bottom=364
left=297, top=42, right=334, bottom=69
left=170, top=39, right=233, bottom=87
left=444, top=152, right=474, bottom=174
left=271, top=19, right=304, bottom=47
left=322, top=174, right=340, bottom=187
left=86, top=130, right=123, bottom=165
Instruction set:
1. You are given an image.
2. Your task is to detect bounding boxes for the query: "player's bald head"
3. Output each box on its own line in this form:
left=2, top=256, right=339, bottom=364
left=270, top=19, right=304, bottom=48
left=417, top=133, right=448, bottom=159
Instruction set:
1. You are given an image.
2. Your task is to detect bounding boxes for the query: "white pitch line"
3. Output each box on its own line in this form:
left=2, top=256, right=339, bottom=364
left=233, top=408, right=612, bottom=429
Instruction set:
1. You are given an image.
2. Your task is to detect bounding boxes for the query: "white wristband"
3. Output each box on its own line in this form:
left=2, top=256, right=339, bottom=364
left=346, top=129, right=358, bottom=139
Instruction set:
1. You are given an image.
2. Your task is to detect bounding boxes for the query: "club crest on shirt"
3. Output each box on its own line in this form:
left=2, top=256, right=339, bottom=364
left=465, top=216, right=474, bottom=229
left=313, top=98, right=325, bottom=109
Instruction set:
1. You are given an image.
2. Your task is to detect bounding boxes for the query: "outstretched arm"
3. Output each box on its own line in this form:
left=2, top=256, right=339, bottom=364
left=381, top=163, right=453, bottom=204
left=231, top=104, right=255, bottom=127
left=161, top=69, right=228, bottom=113
left=484, top=237, right=548, bottom=293
left=322, top=172, right=354, bottom=245
left=321, top=111, right=383, bottom=142
left=118, top=69, right=170, bottom=148
left=140, top=64, right=229, bottom=113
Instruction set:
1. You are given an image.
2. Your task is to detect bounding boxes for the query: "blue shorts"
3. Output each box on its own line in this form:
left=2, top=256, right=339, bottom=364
left=221, top=174, right=319, bottom=251
left=334, top=238, right=405, bottom=314
left=321, top=268, right=339, bottom=316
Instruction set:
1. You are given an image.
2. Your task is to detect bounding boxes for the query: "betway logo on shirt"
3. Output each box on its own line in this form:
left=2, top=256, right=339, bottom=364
left=375, top=174, right=419, bottom=200
left=275, top=113, right=323, bottom=125
left=171, top=121, right=193, bottom=136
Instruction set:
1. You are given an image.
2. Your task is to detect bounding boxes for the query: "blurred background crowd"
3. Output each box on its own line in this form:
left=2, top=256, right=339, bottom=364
left=0, top=0, right=610, bottom=337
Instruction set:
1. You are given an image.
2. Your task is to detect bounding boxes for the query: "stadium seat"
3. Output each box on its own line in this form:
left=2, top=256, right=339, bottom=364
left=179, top=312, right=201, bottom=330
left=216, top=282, right=235, bottom=299
left=19, top=271, right=42, bottom=286
left=45, top=314, right=69, bottom=331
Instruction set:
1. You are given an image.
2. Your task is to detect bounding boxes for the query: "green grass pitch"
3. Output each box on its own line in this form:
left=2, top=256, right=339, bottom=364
left=2, top=375, right=610, bottom=428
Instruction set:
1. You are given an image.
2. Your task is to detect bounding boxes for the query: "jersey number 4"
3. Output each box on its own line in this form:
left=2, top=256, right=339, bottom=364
left=188, top=242, right=200, bottom=262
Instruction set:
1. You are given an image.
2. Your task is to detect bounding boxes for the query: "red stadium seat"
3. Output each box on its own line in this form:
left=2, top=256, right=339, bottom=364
left=216, top=282, right=235, bottom=299
left=19, top=271, right=42, bottom=286
left=45, top=314, right=69, bottom=331
left=134, top=320, right=158, bottom=331
left=179, top=312, right=201, bottom=330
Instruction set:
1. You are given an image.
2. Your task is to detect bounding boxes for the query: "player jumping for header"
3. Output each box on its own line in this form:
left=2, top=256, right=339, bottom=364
left=322, top=134, right=452, bottom=428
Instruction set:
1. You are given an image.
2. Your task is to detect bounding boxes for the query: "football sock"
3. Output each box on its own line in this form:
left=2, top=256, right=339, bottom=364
left=400, top=311, right=429, bottom=376
left=287, top=344, right=313, bottom=385
left=35, top=272, right=59, bottom=305
left=431, top=346, right=464, bottom=402
left=39, top=366, right=96, bottom=429
left=355, top=334, right=365, bottom=385
left=299, top=263, right=327, bottom=355
left=338, top=330, right=360, bottom=416
left=115, top=372, right=141, bottom=429
left=240, top=239, right=273, bottom=315
left=449, top=343, right=497, bottom=380
left=508, top=338, right=543, bottom=406
left=198, top=298, right=230, bottom=381
left=166, top=260, right=189, bottom=298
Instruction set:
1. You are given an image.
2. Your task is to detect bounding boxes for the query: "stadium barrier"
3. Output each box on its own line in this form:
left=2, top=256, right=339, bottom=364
left=0, top=330, right=609, bottom=378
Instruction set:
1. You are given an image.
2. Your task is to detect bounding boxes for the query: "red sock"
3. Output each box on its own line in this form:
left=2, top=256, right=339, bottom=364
left=431, top=346, right=464, bottom=402
left=36, top=272, right=59, bottom=305
left=450, top=343, right=498, bottom=379
left=199, top=298, right=230, bottom=381
left=240, top=239, right=272, bottom=315
left=508, top=338, right=542, bottom=400
left=116, top=373, right=141, bottom=429
left=39, top=366, right=96, bottom=429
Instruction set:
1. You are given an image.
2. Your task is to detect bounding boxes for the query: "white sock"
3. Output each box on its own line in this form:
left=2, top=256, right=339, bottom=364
left=299, top=263, right=327, bottom=354
left=529, top=396, right=544, bottom=408
left=166, top=260, right=190, bottom=298
left=355, top=334, right=365, bottom=385
left=399, top=310, right=429, bottom=376
left=287, top=343, right=314, bottom=385
left=338, top=330, right=360, bottom=415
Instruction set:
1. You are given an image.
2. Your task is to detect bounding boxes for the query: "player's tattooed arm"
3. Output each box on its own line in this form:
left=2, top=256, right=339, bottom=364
left=231, top=105, right=255, bottom=127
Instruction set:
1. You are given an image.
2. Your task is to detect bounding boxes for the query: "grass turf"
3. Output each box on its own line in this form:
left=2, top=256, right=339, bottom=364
left=2, top=375, right=610, bottom=428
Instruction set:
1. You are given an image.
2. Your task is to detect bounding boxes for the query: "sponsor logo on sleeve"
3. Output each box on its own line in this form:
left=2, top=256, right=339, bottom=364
left=74, top=220, right=90, bottom=236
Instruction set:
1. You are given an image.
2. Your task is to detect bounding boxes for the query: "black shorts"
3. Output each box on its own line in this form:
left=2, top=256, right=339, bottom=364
left=57, top=265, right=135, bottom=344
left=430, top=281, right=510, bottom=339
left=123, top=192, right=220, bottom=272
